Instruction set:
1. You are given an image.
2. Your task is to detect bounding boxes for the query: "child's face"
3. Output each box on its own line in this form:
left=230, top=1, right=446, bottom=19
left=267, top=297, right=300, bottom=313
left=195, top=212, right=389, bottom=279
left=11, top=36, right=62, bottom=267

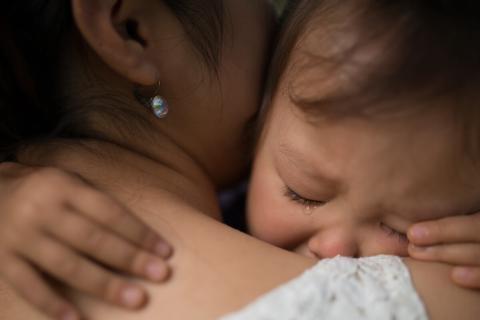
left=248, top=55, right=480, bottom=260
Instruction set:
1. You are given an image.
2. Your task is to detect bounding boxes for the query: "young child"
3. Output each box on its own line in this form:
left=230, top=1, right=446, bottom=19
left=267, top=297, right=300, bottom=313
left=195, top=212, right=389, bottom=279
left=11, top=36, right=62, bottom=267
left=248, top=0, right=480, bottom=289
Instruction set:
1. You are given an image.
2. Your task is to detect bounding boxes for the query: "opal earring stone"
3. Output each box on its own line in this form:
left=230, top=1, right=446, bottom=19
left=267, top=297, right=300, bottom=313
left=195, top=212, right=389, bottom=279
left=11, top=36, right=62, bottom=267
left=134, top=81, right=170, bottom=119
left=151, top=95, right=169, bottom=119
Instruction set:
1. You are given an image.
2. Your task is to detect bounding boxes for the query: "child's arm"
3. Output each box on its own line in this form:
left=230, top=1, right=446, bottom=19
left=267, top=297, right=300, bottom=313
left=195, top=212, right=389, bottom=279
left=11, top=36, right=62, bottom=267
left=0, top=162, right=173, bottom=320
left=408, top=213, right=480, bottom=289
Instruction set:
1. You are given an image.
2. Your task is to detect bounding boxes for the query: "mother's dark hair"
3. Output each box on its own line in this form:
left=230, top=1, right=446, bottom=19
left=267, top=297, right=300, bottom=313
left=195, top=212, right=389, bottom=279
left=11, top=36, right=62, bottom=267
left=0, top=0, right=224, bottom=161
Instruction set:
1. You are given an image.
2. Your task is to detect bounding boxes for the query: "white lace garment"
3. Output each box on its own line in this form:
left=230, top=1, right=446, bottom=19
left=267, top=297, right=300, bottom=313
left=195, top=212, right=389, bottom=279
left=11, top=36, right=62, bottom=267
left=221, top=255, right=428, bottom=320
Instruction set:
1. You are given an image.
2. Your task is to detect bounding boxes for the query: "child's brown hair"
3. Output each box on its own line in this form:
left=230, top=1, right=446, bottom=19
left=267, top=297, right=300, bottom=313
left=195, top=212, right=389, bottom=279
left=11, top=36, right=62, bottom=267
left=262, top=0, right=480, bottom=152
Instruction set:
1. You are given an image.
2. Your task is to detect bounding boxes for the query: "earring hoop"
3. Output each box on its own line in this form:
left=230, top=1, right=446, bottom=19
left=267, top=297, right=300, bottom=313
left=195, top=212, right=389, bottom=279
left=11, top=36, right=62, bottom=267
left=134, top=82, right=169, bottom=119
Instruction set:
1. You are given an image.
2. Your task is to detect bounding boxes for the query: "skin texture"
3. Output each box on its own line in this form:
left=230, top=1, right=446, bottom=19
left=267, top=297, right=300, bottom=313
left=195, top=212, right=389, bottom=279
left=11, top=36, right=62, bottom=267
left=248, top=92, right=480, bottom=258
left=68, top=0, right=275, bottom=192
left=1, top=143, right=479, bottom=320
left=247, top=5, right=480, bottom=260
left=0, top=0, right=480, bottom=319
left=0, top=0, right=277, bottom=318
left=0, top=144, right=316, bottom=320
left=0, top=163, right=172, bottom=318
left=407, top=212, right=480, bottom=288
left=249, top=0, right=480, bottom=291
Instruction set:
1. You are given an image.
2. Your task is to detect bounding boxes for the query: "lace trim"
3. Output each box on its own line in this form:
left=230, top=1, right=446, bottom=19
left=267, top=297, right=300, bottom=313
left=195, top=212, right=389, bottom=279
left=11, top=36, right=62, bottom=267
left=221, top=255, right=428, bottom=320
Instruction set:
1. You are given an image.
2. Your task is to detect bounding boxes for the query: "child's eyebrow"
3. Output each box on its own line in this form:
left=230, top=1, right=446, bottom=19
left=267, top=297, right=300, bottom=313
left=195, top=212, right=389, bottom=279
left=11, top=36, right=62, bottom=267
left=277, top=143, right=339, bottom=188
left=395, top=208, right=453, bottom=223
left=391, top=198, right=478, bottom=223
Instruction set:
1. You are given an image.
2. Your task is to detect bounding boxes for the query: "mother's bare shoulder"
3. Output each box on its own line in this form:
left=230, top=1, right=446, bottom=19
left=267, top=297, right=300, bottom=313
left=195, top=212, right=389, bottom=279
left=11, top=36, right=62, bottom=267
left=0, top=203, right=314, bottom=320
left=406, top=259, right=480, bottom=320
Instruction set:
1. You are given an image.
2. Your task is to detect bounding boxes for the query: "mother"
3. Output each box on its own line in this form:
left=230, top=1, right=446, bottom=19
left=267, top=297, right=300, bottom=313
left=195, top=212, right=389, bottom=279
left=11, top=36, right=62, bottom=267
left=0, top=0, right=479, bottom=319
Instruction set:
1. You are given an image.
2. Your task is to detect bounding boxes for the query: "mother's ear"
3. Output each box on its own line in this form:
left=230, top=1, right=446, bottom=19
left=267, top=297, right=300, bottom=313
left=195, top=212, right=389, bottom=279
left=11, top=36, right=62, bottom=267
left=71, top=0, right=159, bottom=85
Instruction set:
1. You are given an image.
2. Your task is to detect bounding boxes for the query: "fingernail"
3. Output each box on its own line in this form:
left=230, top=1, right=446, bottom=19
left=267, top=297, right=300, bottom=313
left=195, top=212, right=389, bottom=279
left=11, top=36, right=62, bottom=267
left=155, top=241, right=172, bottom=258
left=409, top=226, right=429, bottom=240
left=453, top=267, right=473, bottom=282
left=121, top=286, right=146, bottom=309
left=145, top=261, right=168, bottom=282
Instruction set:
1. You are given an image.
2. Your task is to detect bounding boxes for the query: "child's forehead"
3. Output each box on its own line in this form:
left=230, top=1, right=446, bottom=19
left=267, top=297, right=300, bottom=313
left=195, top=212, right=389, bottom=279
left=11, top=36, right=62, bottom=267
left=267, top=0, right=480, bottom=223
left=270, top=101, right=480, bottom=222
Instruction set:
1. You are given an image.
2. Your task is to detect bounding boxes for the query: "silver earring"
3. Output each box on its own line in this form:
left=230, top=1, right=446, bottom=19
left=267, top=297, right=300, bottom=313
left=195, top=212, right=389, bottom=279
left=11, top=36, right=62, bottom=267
left=134, top=82, right=169, bottom=119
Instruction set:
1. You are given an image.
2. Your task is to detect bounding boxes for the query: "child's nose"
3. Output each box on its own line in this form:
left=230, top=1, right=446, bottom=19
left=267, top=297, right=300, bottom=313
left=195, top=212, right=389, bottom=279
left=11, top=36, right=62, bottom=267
left=307, top=228, right=359, bottom=259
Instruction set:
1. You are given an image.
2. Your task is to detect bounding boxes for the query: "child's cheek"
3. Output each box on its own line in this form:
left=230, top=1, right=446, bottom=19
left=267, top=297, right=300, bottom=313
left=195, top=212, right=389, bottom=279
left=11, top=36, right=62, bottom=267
left=248, top=209, right=295, bottom=247
left=247, top=176, right=301, bottom=248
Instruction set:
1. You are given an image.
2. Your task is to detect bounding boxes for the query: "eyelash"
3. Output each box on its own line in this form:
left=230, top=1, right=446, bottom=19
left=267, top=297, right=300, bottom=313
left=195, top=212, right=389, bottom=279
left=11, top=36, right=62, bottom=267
left=284, top=186, right=408, bottom=243
left=380, top=223, right=409, bottom=244
left=284, top=186, right=325, bottom=208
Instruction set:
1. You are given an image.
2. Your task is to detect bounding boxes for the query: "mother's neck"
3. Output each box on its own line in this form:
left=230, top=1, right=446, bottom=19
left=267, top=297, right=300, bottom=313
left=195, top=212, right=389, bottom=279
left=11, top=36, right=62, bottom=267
left=19, top=135, right=222, bottom=220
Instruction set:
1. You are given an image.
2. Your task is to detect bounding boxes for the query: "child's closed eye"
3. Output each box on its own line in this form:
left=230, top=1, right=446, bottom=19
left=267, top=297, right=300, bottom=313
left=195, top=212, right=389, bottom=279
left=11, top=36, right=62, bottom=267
left=283, top=185, right=409, bottom=245
left=284, top=186, right=326, bottom=208
left=380, top=222, right=409, bottom=244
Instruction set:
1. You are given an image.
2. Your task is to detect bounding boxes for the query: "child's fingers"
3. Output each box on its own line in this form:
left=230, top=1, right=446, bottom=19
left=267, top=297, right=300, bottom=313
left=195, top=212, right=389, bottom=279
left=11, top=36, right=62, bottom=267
left=48, top=210, right=170, bottom=282
left=22, top=235, right=148, bottom=310
left=408, top=214, right=480, bottom=246
left=452, top=267, right=480, bottom=289
left=409, top=243, right=480, bottom=266
left=0, top=254, right=81, bottom=320
left=71, top=186, right=172, bottom=258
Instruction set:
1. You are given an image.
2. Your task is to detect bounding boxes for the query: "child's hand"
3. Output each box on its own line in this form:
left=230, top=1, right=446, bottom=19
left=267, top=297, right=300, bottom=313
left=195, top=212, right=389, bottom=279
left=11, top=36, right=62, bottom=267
left=0, top=163, right=173, bottom=320
left=407, top=213, right=480, bottom=289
